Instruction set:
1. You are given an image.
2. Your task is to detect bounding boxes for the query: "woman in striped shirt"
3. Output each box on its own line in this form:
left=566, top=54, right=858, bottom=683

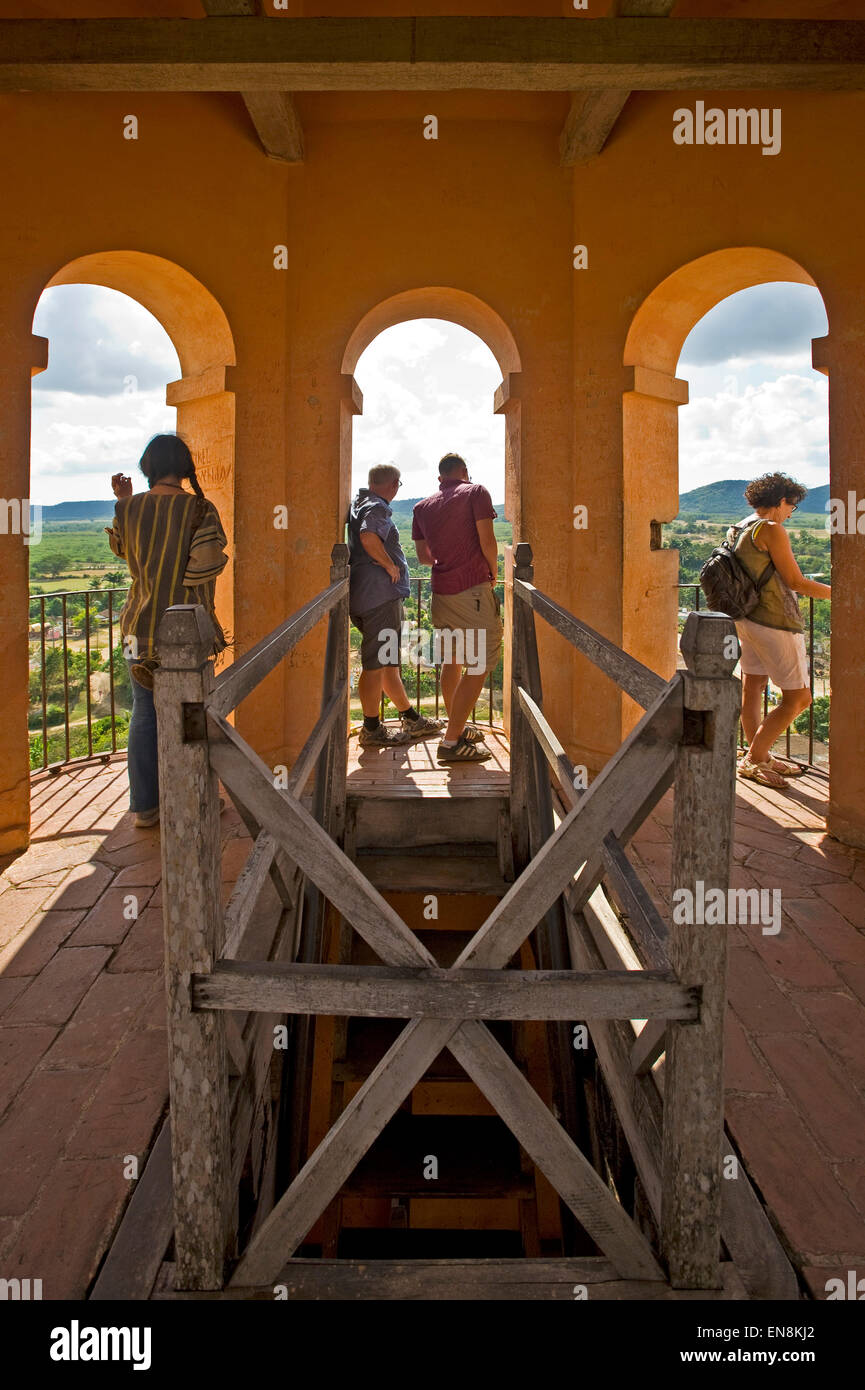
left=107, top=434, right=228, bottom=827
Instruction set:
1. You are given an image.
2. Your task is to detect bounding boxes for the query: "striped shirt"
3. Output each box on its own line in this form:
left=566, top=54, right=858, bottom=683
left=108, top=491, right=228, bottom=660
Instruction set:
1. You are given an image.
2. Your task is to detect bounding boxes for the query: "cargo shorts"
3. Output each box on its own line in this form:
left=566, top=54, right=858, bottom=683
left=430, top=584, right=502, bottom=675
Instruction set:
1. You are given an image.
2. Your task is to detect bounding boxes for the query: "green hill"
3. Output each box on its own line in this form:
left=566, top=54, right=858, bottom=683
left=34, top=500, right=116, bottom=523
left=678, top=480, right=830, bottom=520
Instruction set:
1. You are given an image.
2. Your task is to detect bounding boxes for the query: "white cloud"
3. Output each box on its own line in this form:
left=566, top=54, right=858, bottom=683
left=32, top=284, right=180, bottom=398
left=30, top=388, right=175, bottom=502
left=679, top=372, right=828, bottom=493
left=352, top=319, right=506, bottom=501
left=679, top=282, right=827, bottom=367
left=29, top=284, right=179, bottom=504
left=355, top=319, right=450, bottom=371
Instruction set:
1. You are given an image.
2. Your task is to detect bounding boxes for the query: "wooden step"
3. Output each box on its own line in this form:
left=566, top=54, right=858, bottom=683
left=350, top=791, right=508, bottom=850
left=341, top=1114, right=534, bottom=1199
left=355, top=848, right=510, bottom=895
left=333, top=1016, right=514, bottom=1084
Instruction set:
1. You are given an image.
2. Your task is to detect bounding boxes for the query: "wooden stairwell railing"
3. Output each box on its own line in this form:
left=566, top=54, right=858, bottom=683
left=509, top=540, right=744, bottom=1292
left=149, top=536, right=794, bottom=1299
left=153, top=544, right=350, bottom=1290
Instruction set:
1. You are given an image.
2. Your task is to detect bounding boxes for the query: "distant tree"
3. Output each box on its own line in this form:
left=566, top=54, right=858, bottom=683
left=110, top=642, right=133, bottom=708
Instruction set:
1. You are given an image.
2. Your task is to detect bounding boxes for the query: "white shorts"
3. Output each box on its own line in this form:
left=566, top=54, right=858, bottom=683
left=735, top=619, right=809, bottom=691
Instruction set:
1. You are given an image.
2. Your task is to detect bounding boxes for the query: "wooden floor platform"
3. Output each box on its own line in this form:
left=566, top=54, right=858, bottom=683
left=346, top=725, right=509, bottom=798
left=5, top=758, right=864, bottom=1301
left=152, top=1257, right=748, bottom=1301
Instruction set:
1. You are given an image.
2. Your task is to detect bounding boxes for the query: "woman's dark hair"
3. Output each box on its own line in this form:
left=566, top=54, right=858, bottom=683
left=744, top=472, right=808, bottom=510
left=138, top=434, right=205, bottom=499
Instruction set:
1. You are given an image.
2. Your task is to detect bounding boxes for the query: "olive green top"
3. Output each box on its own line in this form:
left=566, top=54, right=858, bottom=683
left=729, top=518, right=804, bottom=633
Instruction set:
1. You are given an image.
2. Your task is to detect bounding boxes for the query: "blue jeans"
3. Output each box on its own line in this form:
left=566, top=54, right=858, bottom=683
left=126, top=659, right=159, bottom=813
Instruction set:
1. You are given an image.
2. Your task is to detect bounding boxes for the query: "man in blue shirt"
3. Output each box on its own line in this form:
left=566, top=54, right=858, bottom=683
left=348, top=464, right=441, bottom=747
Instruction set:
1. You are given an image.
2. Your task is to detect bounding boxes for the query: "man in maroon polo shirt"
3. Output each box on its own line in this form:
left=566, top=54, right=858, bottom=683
left=412, top=454, right=502, bottom=763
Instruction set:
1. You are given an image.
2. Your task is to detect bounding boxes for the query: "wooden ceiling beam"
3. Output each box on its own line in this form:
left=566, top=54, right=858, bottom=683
left=200, top=0, right=259, bottom=13
left=0, top=19, right=863, bottom=93
left=610, top=0, right=678, bottom=15
left=200, top=0, right=303, bottom=162
left=239, top=89, right=304, bottom=162
left=561, top=1, right=677, bottom=165
left=560, top=88, right=630, bottom=166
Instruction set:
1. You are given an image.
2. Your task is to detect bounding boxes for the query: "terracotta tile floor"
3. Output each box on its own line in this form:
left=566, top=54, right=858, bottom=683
left=0, top=754, right=864, bottom=1300
left=0, top=755, right=252, bottom=1300
left=630, top=765, right=865, bottom=1300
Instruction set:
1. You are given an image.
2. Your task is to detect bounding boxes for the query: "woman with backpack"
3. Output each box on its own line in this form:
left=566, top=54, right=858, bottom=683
left=106, top=434, right=228, bottom=827
left=725, top=473, right=830, bottom=790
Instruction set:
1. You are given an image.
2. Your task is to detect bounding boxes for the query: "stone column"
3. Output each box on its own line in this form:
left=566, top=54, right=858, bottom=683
left=0, top=333, right=48, bottom=853
left=813, top=334, right=865, bottom=847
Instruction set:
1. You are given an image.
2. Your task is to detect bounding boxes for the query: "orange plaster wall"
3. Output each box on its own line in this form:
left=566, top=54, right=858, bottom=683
left=280, top=106, right=575, bottom=761
left=563, top=89, right=865, bottom=834
left=0, top=91, right=291, bottom=847
left=2, top=73, right=865, bottom=846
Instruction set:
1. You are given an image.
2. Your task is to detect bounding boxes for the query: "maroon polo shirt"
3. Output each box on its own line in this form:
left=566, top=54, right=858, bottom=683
left=412, top=479, right=497, bottom=595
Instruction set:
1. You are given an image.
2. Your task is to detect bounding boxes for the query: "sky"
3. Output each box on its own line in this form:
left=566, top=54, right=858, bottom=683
left=27, top=280, right=829, bottom=507
left=677, top=282, right=829, bottom=493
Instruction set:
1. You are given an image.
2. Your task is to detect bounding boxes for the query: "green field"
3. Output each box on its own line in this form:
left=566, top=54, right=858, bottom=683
left=28, top=508, right=831, bottom=761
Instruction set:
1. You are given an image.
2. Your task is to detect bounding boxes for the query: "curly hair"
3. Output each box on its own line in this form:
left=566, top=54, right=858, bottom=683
left=744, top=472, right=808, bottom=510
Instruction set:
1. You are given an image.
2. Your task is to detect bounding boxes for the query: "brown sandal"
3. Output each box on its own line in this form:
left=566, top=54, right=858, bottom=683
left=737, top=758, right=788, bottom=789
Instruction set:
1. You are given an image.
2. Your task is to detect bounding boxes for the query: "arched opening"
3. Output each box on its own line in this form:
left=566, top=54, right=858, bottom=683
left=341, top=288, right=521, bottom=730
left=621, top=248, right=827, bottom=737
left=20, top=248, right=237, bottom=782
left=28, top=282, right=181, bottom=768
left=36, top=251, right=237, bottom=647
left=674, top=282, right=830, bottom=764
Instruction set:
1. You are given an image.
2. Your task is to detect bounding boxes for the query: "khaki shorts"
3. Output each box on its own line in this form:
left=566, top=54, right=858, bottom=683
left=735, top=619, right=809, bottom=690
left=430, top=585, right=502, bottom=675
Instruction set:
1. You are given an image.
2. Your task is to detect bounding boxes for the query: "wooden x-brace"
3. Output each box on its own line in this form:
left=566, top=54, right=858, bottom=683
left=206, top=681, right=684, bottom=1287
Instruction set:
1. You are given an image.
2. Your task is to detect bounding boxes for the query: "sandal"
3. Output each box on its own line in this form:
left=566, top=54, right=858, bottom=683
left=765, top=756, right=806, bottom=778
left=737, top=758, right=788, bottom=790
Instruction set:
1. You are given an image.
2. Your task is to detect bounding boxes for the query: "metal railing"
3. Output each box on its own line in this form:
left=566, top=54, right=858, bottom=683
left=361, top=574, right=505, bottom=728
left=28, top=586, right=131, bottom=773
left=677, top=583, right=827, bottom=767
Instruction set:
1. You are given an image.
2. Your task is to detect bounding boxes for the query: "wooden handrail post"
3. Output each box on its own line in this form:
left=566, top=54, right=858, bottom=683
left=154, top=604, right=231, bottom=1290
left=325, top=542, right=350, bottom=842
left=288, top=544, right=350, bottom=1180
left=510, top=542, right=535, bottom=872
left=661, top=611, right=740, bottom=1288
